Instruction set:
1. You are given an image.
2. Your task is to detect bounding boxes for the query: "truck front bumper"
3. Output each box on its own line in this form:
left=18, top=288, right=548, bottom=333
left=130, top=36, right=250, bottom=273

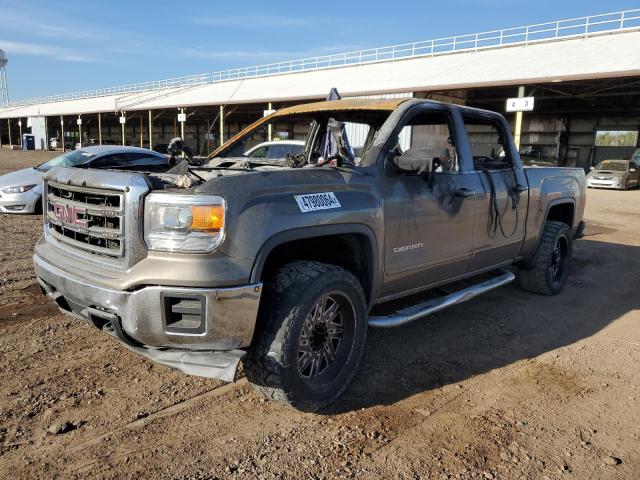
left=33, top=253, right=263, bottom=382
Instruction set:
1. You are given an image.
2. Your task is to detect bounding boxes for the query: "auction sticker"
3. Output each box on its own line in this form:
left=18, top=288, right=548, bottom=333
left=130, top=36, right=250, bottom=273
left=294, top=192, right=341, bottom=213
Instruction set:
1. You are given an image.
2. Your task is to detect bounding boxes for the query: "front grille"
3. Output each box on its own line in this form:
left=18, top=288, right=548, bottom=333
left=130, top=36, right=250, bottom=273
left=46, top=181, right=126, bottom=258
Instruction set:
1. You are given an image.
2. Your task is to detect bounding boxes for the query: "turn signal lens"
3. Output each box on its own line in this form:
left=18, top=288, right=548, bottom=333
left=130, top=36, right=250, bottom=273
left=191, top=205, right=224, bottom=231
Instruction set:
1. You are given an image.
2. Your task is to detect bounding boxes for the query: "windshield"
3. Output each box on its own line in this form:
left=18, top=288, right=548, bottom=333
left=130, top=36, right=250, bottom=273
left=36, top=150, right=97, bottom=172
left=596, top=160, right=628, bottom=172
left=212, top=110, right=392, bottom=168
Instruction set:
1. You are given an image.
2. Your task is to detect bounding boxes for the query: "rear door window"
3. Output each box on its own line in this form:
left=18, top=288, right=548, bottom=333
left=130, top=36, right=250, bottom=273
left=462, top=116, right=513, bottom=170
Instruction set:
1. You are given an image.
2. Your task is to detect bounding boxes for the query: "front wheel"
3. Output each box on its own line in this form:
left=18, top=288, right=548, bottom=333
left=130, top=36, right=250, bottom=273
left=245, top=261, right=368, bottom=412
left=518, top=221, right=572, bottom=296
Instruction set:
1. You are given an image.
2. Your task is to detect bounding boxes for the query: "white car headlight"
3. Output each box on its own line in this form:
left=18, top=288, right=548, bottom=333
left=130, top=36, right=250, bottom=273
left=2, top=184, right=37, bottom=194
left=144, top=193, right=225, bottom=253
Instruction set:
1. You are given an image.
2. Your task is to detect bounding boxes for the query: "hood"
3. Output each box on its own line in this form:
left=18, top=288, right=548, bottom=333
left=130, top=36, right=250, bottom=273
left=194, top=166, right=349, bottom=198
left=0, top=167, right=43, bottom=191
left=588, top=170, right=626, bottom=178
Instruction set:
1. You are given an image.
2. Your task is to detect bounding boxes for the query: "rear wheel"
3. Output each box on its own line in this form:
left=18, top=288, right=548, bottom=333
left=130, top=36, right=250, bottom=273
left=518, top=221, right=572, bottom=296
left=245, top=261, right=368, bottom=412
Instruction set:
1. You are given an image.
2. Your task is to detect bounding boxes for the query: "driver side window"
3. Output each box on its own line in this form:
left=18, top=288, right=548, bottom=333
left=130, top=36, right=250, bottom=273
left=392, top=111, right=459, bottom=174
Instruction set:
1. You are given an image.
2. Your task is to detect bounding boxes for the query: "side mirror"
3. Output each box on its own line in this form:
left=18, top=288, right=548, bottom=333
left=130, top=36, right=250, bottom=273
left=631, top=168, right=637, bottom=173
left=589, top=166, right=595, bottom=171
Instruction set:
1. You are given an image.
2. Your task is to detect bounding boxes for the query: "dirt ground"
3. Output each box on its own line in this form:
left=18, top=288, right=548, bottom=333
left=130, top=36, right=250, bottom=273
left=0, top=146, right=638, bottom=480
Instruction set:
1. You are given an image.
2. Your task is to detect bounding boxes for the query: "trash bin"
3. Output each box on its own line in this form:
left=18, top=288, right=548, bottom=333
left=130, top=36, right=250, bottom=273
left=22, top=134, right=35, bottom=150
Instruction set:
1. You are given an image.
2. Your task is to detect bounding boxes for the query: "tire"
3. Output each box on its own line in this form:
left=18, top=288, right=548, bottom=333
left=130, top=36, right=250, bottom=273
left=245, top=261, right=368, bottom=412
left=518, top=221, right=572, bottom=296
left=33, top=198, right=43, bottom=215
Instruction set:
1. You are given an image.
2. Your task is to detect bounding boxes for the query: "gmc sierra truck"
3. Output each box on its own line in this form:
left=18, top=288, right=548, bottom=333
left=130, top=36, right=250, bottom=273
left=33, top=98, right=586, bottom=411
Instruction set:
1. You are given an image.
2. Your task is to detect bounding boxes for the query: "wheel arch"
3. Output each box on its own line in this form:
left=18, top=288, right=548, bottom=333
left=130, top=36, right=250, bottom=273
left=250, top=224, right=380, bottom=308
left=545, top=200, right=575, bottom=230
left=519, top=198, right=575, bottom=269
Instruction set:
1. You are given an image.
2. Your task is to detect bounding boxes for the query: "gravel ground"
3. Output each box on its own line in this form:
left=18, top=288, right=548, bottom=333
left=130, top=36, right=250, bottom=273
left=0, top=146, right=639, bottom=479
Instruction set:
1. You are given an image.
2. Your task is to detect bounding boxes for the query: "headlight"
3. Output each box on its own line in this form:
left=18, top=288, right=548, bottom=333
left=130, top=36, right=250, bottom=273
left=2, top=184, right=37, bottom=194
left=144, top=194, right=225, bottom=253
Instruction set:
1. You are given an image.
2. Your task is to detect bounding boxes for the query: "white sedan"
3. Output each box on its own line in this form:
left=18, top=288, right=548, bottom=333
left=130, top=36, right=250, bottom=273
left=0, top=146, right=168, bottom=214
left=244, top=140, right=305, bottom=159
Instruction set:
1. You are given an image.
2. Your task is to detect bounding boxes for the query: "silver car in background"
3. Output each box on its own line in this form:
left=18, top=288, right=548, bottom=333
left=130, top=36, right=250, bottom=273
left=244, top=140, right=305, bottom=159
left=0, top=146, right=168, bottom=214
left=586, top=159, right=640, bottom=190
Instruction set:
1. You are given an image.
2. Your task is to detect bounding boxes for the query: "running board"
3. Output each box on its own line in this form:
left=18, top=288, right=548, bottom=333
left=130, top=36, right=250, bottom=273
left=368, top=270, right=515, bottom=328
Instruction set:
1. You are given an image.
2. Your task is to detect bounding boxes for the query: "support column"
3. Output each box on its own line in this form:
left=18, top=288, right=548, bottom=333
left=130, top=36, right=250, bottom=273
left=98, top=113, right=102, bottom=145
left=121, top=113, right=126, bottom=146
left=148, top=110, right=153, bottom=150
left=179, top=108, right=186, bottom=158
left=44, top=116, right=48, bottom=150
left=219, top=105, right=225, bottom=147
left=78, top=115, right=82, bottom=148
left=140, top=116, right=144, bottom=147
left=267, top=102, right=273, bottom=141
left=7, top=119, right=11, bottom=147
left=513, top=86, right=525, bottom=151
left=18, top=119, right=22, bottom=147
left=180, top=108, right=185, bottom=139
left=60, top=116, right=64, bottom=151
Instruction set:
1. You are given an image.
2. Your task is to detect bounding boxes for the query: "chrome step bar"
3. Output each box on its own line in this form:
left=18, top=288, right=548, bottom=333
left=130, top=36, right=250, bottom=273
left=368, top=269, right=515, bottom=328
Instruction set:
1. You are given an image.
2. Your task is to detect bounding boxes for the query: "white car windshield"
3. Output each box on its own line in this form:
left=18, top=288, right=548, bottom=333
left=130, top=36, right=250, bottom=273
left=596, top=160, right=628, bottom=172
left=35, top=150, right=97, bottom=172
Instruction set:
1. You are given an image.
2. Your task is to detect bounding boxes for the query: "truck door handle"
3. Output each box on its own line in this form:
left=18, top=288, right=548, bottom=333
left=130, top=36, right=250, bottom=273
left=455, top=188, right=474, bottom=198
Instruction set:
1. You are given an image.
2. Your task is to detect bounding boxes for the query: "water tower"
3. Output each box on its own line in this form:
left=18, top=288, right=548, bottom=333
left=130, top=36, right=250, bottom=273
left=0, top=50, right=8, bottom=107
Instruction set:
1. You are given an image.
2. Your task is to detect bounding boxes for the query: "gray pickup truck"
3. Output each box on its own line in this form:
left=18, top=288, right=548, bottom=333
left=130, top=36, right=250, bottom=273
left=34, top=98, right=586, bottom=411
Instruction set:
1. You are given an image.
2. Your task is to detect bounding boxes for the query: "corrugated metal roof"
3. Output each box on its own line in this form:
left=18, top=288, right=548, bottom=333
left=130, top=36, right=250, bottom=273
left=1, top=30, right=640, bottom=119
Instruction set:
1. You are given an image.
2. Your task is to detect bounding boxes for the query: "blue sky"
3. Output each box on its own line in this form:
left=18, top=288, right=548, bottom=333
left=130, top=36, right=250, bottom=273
left=1, top=0, right=638, bottom=100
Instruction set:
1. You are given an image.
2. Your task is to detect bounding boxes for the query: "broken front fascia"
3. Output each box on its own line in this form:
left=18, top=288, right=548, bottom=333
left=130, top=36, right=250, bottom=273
left=34, top=231, right=263, bottom=383
left=36, top=265, right=260, bottom=382
left=103, top=325, right=247, bottom=383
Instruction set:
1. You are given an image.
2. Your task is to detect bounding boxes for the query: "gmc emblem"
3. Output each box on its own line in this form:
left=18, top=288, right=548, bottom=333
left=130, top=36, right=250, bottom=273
left=51, top=202, right=88, bottom=228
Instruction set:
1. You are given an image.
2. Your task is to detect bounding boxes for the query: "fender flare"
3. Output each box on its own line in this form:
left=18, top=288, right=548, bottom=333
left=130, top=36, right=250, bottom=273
left=249, top=224, right=380, bottom=305
left=523, top=198, right=575, bottom=266
left=542, top=197, right=576, bottom=229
